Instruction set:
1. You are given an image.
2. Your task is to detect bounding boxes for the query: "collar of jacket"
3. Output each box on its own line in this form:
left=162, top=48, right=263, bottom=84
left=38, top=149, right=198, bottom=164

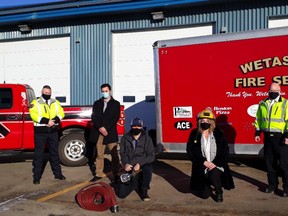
left=37, top=97, right=56, bottom=104
left=126, top=131, right=145, bottom=140
left=101, top=96, right=115, bottom=102
left=264, top=96, right=283, bottom=103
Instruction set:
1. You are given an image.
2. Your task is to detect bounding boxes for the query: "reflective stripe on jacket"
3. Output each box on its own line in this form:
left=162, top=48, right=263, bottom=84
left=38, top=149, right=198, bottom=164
left=254, top=97, right=288, bottom=134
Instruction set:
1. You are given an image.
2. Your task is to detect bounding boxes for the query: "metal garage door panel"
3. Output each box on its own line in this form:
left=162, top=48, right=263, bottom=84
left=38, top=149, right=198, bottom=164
left=112, top=25, right=212, bottom=130
left=0, top=37, right=70, bottom=105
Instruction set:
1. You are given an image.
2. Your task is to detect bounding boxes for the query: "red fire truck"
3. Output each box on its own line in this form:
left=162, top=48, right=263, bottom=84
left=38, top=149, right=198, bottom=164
left=153, top=27, right=288, bottom=155
left=0, top=83, right=125, bottom=166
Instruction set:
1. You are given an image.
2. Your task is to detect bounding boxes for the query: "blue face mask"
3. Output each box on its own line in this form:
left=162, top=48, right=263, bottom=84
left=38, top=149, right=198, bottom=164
left=102, top=92, right=110, bottom=99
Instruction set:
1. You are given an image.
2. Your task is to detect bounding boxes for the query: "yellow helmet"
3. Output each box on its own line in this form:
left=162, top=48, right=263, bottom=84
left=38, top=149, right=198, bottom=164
left=197, top=108, right=215, bottom=120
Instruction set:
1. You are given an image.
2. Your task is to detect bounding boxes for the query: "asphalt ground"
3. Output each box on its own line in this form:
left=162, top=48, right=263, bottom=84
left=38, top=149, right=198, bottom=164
left=0, top=153, right=288, bottom=216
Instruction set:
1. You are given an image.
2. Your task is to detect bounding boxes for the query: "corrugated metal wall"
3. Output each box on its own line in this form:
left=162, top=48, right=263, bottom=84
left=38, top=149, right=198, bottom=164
left=1, top=1, right=288, bottom=105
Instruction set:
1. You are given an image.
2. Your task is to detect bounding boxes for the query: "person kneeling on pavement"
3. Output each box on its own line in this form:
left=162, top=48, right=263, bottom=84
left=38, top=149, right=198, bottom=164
left=186, top=108, right=235, bottom=202
left=115, top=117, right=155, bottom=201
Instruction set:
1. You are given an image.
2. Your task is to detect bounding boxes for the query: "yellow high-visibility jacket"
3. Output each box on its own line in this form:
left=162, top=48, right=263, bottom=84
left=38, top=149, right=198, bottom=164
left=29, top=97, right=65, bottom=132
left=254, top=97, right=288, bottom=136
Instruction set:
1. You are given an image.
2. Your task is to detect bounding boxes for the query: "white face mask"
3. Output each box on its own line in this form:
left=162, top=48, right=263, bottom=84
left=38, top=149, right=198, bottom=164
left=102, top=92, right=110, bottom=99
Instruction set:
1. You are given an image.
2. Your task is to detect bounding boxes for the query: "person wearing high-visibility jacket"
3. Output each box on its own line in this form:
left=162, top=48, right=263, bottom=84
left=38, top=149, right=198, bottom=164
left=29, top=85, right=66, bottom=185
left=255, top=82, right=288, bottom=197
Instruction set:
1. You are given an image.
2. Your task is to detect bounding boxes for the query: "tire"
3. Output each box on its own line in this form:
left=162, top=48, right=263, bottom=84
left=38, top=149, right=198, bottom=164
left=59, top=133, right=88, bottom=167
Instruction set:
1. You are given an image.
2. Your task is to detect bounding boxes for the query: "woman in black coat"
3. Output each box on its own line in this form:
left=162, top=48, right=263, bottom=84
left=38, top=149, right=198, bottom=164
left=186, top=108, right=234, bottom=202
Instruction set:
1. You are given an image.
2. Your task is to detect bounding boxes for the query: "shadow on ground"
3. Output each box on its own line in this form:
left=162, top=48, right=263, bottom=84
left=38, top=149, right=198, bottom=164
left=153, top=159, right=191, bottom=193
left=0, top=151, right=34, bottom=163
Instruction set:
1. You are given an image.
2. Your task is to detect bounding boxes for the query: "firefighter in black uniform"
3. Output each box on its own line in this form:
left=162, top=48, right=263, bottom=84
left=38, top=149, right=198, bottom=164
left=255, top=82, right=288, bottom=197
left=29, top=85, right=66, bottom=184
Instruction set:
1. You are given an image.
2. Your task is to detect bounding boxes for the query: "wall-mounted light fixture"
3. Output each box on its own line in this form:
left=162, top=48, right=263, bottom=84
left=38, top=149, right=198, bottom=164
left=220, top=26, right=227, bottom=34
left=151, top=11, right=165, bottom=21
left=18, top=24, right=32, bottom=33
left=75, top=37, right=81, bottom=44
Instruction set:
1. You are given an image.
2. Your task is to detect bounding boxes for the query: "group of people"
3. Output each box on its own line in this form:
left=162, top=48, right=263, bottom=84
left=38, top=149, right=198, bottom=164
left=29, top=83, right=155, bottom=201
left=29, top=82, right=288, bottom=203
left=87, top=83, right=155, bottom=201
left=186, top=82, right=288, bottom=202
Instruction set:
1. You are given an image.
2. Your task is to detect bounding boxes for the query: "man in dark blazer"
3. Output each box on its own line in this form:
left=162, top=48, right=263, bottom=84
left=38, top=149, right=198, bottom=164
left=89, top=83, right=120, bottom=182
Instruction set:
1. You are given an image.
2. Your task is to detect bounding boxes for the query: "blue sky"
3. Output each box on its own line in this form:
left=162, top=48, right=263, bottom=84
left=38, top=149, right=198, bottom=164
left=0, top=0, right=68, bottom=8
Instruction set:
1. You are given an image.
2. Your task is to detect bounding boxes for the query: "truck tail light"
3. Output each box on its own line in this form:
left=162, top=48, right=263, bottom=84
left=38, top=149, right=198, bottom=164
left=119, top=105, right=125, bottom=125
left=120, top=112, right=125, bottom=119
left=117, top=106, right=125, bottom=135
left=118, top=114, right=125, bottom=125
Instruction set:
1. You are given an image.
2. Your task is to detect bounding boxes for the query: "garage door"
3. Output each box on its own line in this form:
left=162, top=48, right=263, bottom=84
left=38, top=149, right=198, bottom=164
left=112, top=25, right=213, bottom=130
left=0, top=37, right=70, bottom=105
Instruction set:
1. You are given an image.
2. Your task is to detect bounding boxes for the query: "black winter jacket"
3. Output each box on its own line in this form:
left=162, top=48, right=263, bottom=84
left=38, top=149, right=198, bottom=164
left=89, top=97, right=120, bottom=144
left=120, top=131, right=155, bottom=167
left=186, top=127, right=235, bottom=191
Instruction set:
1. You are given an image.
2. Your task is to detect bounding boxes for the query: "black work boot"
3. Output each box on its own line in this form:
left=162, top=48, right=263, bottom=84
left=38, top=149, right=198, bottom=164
left=283, top=189, right=288, bottom=198
left=216, top=193, right=223, bottom=202
left=89, top=164, right=96, bottom=176
left=141, top=190, right=150, bottom=201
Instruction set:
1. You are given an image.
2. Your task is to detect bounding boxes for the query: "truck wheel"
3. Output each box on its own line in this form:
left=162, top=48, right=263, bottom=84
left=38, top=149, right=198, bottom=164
left=59, top=133, right=88, bottom=167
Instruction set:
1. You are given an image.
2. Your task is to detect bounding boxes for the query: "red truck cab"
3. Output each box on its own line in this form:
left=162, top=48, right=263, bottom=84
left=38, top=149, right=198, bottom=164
left=0, top=83, right=125, bottom=166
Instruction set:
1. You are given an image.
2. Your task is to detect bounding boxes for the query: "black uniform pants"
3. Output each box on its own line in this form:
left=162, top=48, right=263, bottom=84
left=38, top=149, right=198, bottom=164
left=116, top=163, right=153, bottom=199
left=199, top=168, right=223, bottom=199
left=33, top=131, right=62, bottom=180
left=264, top=132, right=288, bottom=192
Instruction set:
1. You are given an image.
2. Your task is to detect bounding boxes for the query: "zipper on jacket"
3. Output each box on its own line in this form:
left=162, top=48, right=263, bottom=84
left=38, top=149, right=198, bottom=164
left=274, top=106, right=278, bottom=115
left=267, top=101, right=273, bottom=131
left=44, top=105, right=47, bottom=113
left=44, top=103, right=51, bottom=120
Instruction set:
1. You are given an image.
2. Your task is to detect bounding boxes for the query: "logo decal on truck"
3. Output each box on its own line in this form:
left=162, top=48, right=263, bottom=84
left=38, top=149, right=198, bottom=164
left=0, top=123, right=10, bottom=138
left=173, top=106, right=192, bottom=118
left=174, top=121, right=192, bottom=130
left=247, top=104, right=259, bottom=117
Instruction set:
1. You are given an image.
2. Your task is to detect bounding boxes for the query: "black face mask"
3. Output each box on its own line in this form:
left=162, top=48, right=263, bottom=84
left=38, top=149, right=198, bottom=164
left=269, top=92, right=279, bottom=100
left=200, top=123, right=211, bottom=130
left=130, top=128, right=143, bottom=135
left=42, top=94, right=51, bottom=100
